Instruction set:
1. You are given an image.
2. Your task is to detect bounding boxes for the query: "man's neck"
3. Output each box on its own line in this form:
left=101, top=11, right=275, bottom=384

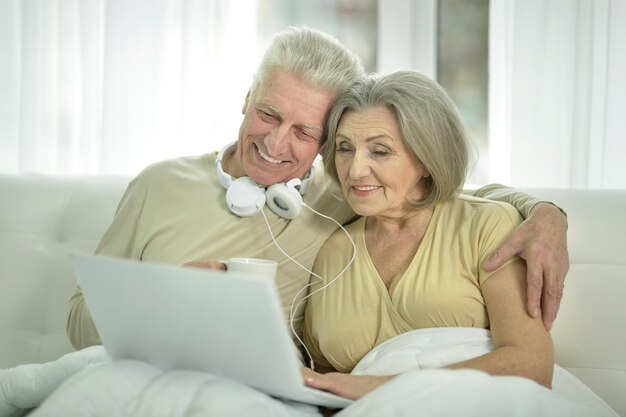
left=221, top=144, right=246, bottom=179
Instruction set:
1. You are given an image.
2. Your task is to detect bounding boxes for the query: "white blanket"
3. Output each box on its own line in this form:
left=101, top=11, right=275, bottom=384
left=0, top=328, right=619, bottom=417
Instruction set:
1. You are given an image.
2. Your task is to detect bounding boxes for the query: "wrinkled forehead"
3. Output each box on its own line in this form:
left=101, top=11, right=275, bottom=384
left=254, top=70, right=337, bottom=123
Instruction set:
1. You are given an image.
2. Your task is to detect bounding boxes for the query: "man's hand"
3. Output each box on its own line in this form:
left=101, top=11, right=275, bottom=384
left=483, top=203, right=569, bottom=330
left=301, top=368, right=393, bottom=401
left=182, top=261, right=226, bottom=271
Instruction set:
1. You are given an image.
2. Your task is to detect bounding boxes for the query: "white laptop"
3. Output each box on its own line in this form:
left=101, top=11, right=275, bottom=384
left=70, top=253, right=352, bottom=409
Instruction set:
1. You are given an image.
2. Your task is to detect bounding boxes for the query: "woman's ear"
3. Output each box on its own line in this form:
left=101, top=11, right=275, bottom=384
left=241, top=91, right=251, bottom=114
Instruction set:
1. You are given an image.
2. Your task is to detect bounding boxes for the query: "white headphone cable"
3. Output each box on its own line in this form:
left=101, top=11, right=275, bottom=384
left=260, top=204, right=356, bottom=370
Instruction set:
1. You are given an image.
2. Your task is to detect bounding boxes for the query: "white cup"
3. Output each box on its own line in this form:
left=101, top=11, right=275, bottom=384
left=223, top=257, right=278, bottom=280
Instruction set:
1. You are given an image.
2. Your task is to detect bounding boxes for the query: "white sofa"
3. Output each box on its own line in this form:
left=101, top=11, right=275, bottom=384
left=0, top=174, right=624, bottom=415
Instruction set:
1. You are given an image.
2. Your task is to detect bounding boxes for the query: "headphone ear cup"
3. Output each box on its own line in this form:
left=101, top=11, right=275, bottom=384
left=225, top=177, right=267, bottom=217
left=265, top=181, right=303, bottom=219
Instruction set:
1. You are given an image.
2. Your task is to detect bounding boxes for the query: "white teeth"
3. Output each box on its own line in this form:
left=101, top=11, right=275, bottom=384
left=257, top=147, right=282, bottom=164
left=353, top=185, right=379, bottom=191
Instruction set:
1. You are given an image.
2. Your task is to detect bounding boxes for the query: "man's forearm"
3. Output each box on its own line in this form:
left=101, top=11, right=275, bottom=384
left=465, top=184, right=543, bottom=219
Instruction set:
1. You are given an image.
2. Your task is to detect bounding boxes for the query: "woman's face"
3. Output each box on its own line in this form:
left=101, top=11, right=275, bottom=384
left=333, top=106, right=429, bottom=219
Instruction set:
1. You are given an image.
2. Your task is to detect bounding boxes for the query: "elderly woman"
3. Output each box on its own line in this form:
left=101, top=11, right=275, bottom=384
left=301, top=71, right=554, bottom=400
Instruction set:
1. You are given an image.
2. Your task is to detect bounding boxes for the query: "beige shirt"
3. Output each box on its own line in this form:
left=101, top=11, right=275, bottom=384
left=302, top=195, right=524, bottom=373
left=67, top=153, right=355, bottom=349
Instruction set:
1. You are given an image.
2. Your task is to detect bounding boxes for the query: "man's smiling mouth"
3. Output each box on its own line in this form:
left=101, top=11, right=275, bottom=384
left=256, top=146, right=283, bottom=164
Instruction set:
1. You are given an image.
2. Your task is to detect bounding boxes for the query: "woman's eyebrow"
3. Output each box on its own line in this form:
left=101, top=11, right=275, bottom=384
left=335, top=132, right=390, bottom=141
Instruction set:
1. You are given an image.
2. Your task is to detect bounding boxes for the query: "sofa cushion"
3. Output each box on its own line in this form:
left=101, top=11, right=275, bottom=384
left=0, top=174, right=129, bottom=368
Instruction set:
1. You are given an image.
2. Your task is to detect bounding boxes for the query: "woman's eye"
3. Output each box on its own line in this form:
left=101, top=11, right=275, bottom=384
left=372, top=146, right=391, bottom=156
left=335, top=142, right=352, bottom=153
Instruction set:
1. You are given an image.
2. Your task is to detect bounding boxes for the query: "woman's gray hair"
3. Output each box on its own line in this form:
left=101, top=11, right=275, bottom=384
left=251, top=26, right=364, bottom=101
left=323, top=70, right=469, bottom=210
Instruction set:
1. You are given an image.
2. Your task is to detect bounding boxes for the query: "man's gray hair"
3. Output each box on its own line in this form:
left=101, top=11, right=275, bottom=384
left=251, top=26, right=364, bottom=97
left=323, top=70, right=469, bottom=210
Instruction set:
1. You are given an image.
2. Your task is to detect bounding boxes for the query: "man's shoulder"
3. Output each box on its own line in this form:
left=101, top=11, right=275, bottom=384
left=132, top=153, right=216, bottom=185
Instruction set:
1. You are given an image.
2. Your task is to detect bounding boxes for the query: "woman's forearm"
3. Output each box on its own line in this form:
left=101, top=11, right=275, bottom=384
left=445, top=341, right=554, bottom=388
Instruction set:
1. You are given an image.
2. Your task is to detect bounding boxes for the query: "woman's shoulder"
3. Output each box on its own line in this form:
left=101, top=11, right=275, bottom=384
left=453, top=194, right=523, bottom=224
left=320, top=216, right=364, bottom=250
left=433, top=195, right=523, bottom=235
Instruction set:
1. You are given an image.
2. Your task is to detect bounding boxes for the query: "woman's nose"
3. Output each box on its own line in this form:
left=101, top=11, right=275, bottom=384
left=349, top=151, right=371, bottom=179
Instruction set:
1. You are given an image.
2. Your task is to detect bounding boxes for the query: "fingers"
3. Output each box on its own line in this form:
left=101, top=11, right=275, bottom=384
left=483, top=233, right=524, bottom=272
left=539, top=268, right=557, bottom=331
left=303, top=372, right=354, bottom=399
left=304, top=373, right=337, bottom=393
left=541, top=265, right=566, bottom=331
left=553, top=252, right=570, bottom=320
left=526, top=261, right=543, bottom=320
left=535, top=247, right=569, bottom=330
left=182, top=261, right=226, bottom=270
left=301, top=367, right=319, bottom=379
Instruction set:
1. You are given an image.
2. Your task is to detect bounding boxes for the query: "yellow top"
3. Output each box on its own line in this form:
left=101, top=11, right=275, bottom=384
left=303, top=195, right=524, bottom=373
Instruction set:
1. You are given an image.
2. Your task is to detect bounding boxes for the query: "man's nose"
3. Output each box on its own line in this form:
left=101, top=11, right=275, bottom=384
left=265, top=126, right=290, bottom=155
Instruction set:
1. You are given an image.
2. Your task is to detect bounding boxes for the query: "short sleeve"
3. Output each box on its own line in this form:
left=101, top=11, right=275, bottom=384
left=477, top=202, right=524, bottom=286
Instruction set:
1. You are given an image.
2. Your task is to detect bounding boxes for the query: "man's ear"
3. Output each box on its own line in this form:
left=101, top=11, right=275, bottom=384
left=242, top=91, right=250, bottom=114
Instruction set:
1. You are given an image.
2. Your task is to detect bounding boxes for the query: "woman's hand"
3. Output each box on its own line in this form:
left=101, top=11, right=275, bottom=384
left=182, top=261, right=226, bottom=271
left=483, top=202, right=569, bottom=330
left=301, top=368, right=393, bottom=401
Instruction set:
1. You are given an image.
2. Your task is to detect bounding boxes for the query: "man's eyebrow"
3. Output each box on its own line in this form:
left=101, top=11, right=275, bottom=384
left=258, top=100, right=323, bottom=133
left=301, top=123, right=323, bottom=133
left=257, top=101, right=281, bottom=116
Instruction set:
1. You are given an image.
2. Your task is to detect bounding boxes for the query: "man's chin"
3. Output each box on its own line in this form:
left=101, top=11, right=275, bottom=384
left=247, top=172, right=286, bottom=187
left=246, top=163, right=312, bottom=185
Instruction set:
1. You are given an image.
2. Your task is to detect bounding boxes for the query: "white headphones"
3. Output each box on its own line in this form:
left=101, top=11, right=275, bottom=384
left=215, top=143, right=313, bottom=219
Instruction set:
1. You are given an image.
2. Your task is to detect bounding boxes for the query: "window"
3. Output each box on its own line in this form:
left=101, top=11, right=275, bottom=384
left=256, top=0, right=378, bottom=72
left=258, top=0, right=489, bottom=185
left=437, top=0, right=489, bottom=185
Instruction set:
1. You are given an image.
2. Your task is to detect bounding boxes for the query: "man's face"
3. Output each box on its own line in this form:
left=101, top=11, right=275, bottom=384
left=234, top=69, right=336, bottom=186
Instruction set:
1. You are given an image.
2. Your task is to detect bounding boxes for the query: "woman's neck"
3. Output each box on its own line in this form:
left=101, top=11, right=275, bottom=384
left=364, top=207, right=436, bottom=292
left=365, top=208, right=434, bottom=239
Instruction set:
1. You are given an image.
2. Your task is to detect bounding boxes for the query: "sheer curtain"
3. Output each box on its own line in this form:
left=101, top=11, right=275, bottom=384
left=0, top=0, right=257, bottom=175
left=489, top=0, right=626, bottom=189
